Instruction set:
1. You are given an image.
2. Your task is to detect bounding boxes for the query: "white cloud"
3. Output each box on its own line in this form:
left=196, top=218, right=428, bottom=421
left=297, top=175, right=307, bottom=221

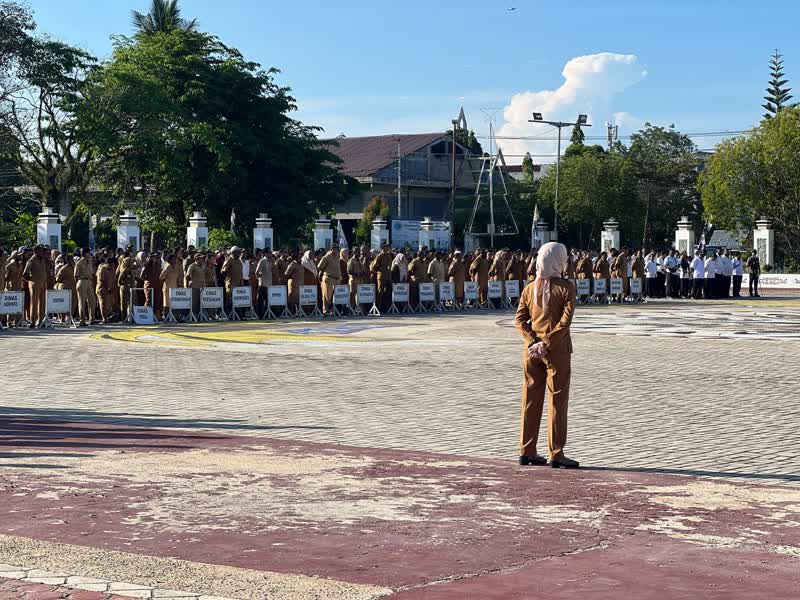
left=497, top=52, right=647, bottom=162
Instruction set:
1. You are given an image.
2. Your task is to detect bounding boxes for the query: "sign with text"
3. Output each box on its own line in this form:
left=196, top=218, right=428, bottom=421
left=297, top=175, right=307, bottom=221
left=392, top=283, right=410, bottom=303
left=464, top=281, right=478, bottom=301
left=505, top=280, right=520, bottom=298
left=593, top=279, right=607, bottom=295
left=232, top=286, right=252, bottom=308
left=201, top=287, right=224, bottom=309
left=630, top=278, right=642, bottom=294
left=132, top=305, right=156, bottom=325
left=168, top=287, right=192, bottom=310
left=576, top=279, right=591, bottom=295
left=0, top=291, right=24, bottom=315
left=46, top=290, right=71, bottom=314
left=268, top=285, right=287, bottom=306
left=357, top=284, right=376, bottom=305
left=299, top=285, right=318, bottom=306
left=610, top=278, right=623, bottom=295
left=419, top=282, right=435, bottom=303
left=334, top=285, right=350, bottom=305
left=488, top=281, right=503, bottom=299
left=439, top=282, right=455, bottom=302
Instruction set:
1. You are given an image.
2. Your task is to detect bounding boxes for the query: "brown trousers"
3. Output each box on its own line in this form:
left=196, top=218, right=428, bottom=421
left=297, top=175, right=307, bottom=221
left=321, top=276, right=339, bottom=315
left=520, top=351, right=571, bottom=460
left=28, top=281, right=46, bottom=325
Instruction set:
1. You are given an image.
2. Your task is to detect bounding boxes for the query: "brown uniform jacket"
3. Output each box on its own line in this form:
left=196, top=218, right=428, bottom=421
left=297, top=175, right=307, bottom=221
left=576, top=258, right=593, bottom=279
left=95, top=264, right=114, bottom=293
left=408, top=258, right=429, bottom=283
left=4, top=261, right=22, bottom=291
left=514, top=278, right=576, bottom=355
left=631, top=257, right=645, bottom=278
left=55, top=264, right=75, bottom=290
left=221, top=256, right=243, bottom=289
left=317, top=254, right=341, bottom=280
left=347, top=256, right=367, bottom=283
left=470, top=256, right=490, bottom=285
left=370, top=252, right=392, bottom=283
left=185, top=263, right=205, bottom=289
left=23, top=256, right=48, bottom=285
left=611, top=254, right=627, bottom=278
left=285, top=261, right=303, bottom=302
left=160, top=264, right=179, bottom=291
left=593, top=258, right=610, bottom=279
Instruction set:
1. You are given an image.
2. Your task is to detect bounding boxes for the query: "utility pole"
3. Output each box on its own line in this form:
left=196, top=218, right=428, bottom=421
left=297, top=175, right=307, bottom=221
left=450, top=119, right=458, bottom=233
left=394, top=136, right=402, bottom=218
left=528, top=113, right=591, bottom=241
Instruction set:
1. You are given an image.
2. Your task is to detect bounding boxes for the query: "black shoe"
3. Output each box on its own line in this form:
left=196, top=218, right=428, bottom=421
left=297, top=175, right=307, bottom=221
left=550, top=457, right=580, bottom=469
left=519, top=455, right=548, bottom=466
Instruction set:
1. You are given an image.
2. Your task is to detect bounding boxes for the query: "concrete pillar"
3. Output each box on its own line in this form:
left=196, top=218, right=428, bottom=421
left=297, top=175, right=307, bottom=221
left=36, top=207, right=61, bottom=249
left=675, top=216, right=695, bottom=255
left=601, top=219, right=620, bottom=254
left=117, top=210, right=141, bottom=252
left=753, top=217, right=775, bottom=267
left=314, top=218, right=333, bottom=251
left=418, top=217, right=435, bottom=250
left=371, top=218, right=390, bottom=251
left=187, top=212, right=208, bottom=249
left=253, top=213, right=274, bottom=251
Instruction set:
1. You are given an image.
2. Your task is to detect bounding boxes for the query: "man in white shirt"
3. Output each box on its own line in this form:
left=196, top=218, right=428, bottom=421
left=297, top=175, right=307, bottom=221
left=704, top=252, right=718, bottom=299
left=655, top=252, right=666, bottom=298
left=720, top=249, right=734, bottom=298
left=663, top=250, right=679, bottom=299
left=645, top=252, right=659, bottom=298
left=690, top=250, right=705, bottom=299
left=255, top=251, right=274, bottom=317
left=731, top=251, right=744, bottom=298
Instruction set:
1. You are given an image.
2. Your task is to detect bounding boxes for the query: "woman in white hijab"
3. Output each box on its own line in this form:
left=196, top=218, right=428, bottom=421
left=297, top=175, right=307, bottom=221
left=513, top=241, right=578, bottom=469
left=301, top=250, right=318, bottom=285
left=391, top=252, right=408, bottom=283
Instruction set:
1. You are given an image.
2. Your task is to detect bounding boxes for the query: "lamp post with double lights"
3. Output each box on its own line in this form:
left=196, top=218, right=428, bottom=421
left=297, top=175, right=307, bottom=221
left=528, top=113, right=591, bottom=241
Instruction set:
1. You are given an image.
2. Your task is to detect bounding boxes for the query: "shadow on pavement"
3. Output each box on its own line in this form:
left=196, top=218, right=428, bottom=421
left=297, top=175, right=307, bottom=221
left=582, top=465, right=800, bottom=483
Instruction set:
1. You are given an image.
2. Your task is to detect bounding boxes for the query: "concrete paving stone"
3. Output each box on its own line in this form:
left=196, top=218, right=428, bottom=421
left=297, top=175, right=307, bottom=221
left=72, top=583, right=111, bottom=592
left=151, top=590, right=199, bottom=598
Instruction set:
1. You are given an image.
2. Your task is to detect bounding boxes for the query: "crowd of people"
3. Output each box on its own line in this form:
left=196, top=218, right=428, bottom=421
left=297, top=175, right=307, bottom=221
left=0, top=242, right=764, bottom=328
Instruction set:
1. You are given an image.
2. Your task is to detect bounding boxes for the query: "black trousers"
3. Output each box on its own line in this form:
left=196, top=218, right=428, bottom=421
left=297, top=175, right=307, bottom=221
left=749, top=274, right=760, bottom=296
left=656, top=273, right=666, bottom=297
left=715, top=274, right=726, bottom=298
left=691, top=278, right=704, bottom=299
left=680, top=279, right=690, bottom=297
left=705, top=278, right=715, bottom=299
left=732, top=275, right=743, bottom=297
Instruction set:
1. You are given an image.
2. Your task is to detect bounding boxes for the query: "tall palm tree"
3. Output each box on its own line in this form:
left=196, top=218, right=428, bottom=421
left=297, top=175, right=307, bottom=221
left=131, top=0, right=197, bottom=34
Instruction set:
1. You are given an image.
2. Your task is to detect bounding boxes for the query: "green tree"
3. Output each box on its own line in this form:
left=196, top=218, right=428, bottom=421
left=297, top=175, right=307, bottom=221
left=0, top=1, right=34, bottom=74
left=75, top=28, right=355, bottom=243
left=628, top=123, right=699, bottom=246
left=354, top=196, right=390, bottom=245
left=699, top=107, right=800, bottom=263
left=521, top=152, right=535, bottom=182
left=763, top=49, right=793, bottom=119
left=446, top=127, right=483, bottom=155
left=570, top=123, right=585, bottom=145
left=207, top=226, right=240, bottom=250
left=131, top=0, right=197, bottom=35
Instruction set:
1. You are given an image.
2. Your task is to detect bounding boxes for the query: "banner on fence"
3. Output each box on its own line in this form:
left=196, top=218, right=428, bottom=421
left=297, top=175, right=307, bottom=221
left=232, top=286, right=252, bottom=308
left=610, top=278, right=623, bottom=295
left=299, top=285, right=318, bottom=306
left=201, top=287, right=224, bottom=309
left=505, top=280, right=520, bottom=298
left=334, top=285, right=350, bottom=305
left=268, top=285, right=287, bottom=306
left=577, top=279, right=591, bottom=295
left=392, top=283, right=409, bottom=303
left=46, top=290, right=71, bottom=314
left=132, top=305, right=156, bottom=325
left=439, top=282, right=454, bottom=301
left=357, top=284, right=376, bottom=305
left=419, top=282, right=436, bottom=303
left=169, top=288, right=192, bottom=310
left=464, top=281, right=478, bottom=301
left=488, top=281, right=503, bottom=299
left=593, top=279, right=607, bottom=295
left=0, top=291, right=24, bottom=315
left=630, top=278, right=642, bottom=294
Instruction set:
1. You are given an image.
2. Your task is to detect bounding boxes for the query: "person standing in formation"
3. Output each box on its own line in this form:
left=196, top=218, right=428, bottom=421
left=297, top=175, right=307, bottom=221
left=448, top=250, right=465, bottom=305
left=184, top=253, right=206, bottom=317
left=470, top=249, right=490, bottom=304
left=221, top=247, right=244, bottom=311
left=427, top=251, right=446, bottom=302
left=514, top=241, right=578, bottom=469
left=348, top=246, right=367, bottom=309
left=54, top=254, right=76, bottom=320
left=4, top=251, right=23, bottom=327
left=95, top=256, right=116, bottom=323
left=391, top=251, right=408, bottom=283
left=747, top=249, right=761, bottom=297
left=255, top=251, right=274, bottom=317
left=159, top=254, right=180, bottom=320
left=74, top=248, right=95, bottom=326
left=704, top=251, right=717, bottom=300
left=317, top=245, right=342, bottom=316
left=371, top=243, right=393, bottom=312
left=690, top=250, right=705, bottom=299
left=407, top=250, right=428, bottom=309
left=22, top=245, right=48, bottom=328
left=731, top=251, right=744, bottom=298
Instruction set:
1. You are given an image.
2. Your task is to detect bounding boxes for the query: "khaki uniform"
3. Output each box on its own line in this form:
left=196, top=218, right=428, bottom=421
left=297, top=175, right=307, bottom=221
left=221, top=256, right=243, bottom=305
left=95, top=264, right=115, bottom=321
left=74, top=258, right=96, bottom=323
left=185, top=262, right=205, bottom=315
left=317, top=253, right=342, bottom=315
left=142, top=261, right=161, bottom=312
left=611, top=254, right=628, bottom=296
left=23, top=256, right=48, bottom=325
left=118, top=257, right=136, bottom=319
left=3, top=260, right=23, bottom=326
left=470, top=256, right=490, bottom=303
left=55, top=263, right=77, bottom=317
left=285, top=260, right=303, bottom=307
left=370, top=252, right=392, bottom=311
left=347, top=256, right=367, bottom=307
left=160, top=264, right=179, bottom=310
left=447, top=259, right=466, bottom=301
left=514, top=278, right=576, bottom=461
left=408, top=257, right=428, bottom=308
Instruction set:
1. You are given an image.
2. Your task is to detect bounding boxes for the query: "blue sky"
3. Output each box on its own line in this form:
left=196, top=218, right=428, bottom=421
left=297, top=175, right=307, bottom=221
left=27, top=0, right=800, bottom=162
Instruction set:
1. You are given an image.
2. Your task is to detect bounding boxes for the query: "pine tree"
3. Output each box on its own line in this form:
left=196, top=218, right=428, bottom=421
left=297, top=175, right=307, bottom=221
left=763, top=49, right=793, bottom=119
left=521, top=152, right=535, bottom=182
left=570, top=124, right=585, bottom=145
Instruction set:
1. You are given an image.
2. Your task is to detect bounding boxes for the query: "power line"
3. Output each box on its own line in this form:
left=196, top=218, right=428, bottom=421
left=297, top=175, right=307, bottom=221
left=474, top=129, right=751, bottom=141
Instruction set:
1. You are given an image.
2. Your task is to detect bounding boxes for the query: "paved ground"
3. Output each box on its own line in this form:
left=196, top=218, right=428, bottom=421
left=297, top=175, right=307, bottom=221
left=1, top=297, right=799, bottom=598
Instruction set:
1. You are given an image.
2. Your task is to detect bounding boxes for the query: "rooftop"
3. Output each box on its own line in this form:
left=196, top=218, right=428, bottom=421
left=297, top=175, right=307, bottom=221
left=328, top=132, right=446, bottom=178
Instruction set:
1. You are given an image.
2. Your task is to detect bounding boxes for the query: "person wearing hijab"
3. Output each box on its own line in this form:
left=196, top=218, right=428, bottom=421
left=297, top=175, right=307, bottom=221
left=391, top=251, right=408, bottom=283
left=301, top=250, right=319, bottom=285
left=447, top=250, right=466, bottom=304
left=514, top=242, right=578, bottom=469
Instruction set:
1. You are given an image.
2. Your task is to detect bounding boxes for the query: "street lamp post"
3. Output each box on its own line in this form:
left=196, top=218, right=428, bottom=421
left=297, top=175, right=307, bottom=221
left=528, top=113, right=591, bottom=241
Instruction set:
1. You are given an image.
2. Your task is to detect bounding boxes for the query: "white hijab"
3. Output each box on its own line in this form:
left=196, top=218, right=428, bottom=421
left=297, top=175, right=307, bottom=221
left=301, top=250, right=318, bottom=277
left=392, top=252, right=408, bottom=281
left=533, top=242, right=568, bottom=316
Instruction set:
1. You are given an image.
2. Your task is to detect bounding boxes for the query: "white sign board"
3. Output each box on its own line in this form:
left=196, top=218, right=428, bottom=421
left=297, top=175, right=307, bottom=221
left=357, top=284, right=376, bottom=305
left=505, top=280, right=520, bottom=298
left=0, top=291, right=25, bottom=315
left=169, top=288, right=192, bottom=310
left=593, top=279, right=607, bottom=295
left=577, top=279, right=591, bottom=295
left=610, top=278, right=623, bottom=295
left=299, top=285, right=318, bottom=306
left=268, top=285, right=287, bottom=306
left=439, top=282, right=455, bottom=301
left=201, top=287, right=224, bottom=309
left=742, top=273, right=800, bottom=289
left=419, top=282, right=436, bottom=303
left=46, top=290, right=71, bottom=314
left=488, top=281, right=503, bottom=299
left=334, top=285, right=350, bottom=305
left=464, top=281, right=478, bottom=301
left=132, top=305, right=156, bottom=325
left=232, top=286, right=252, bottom=308
left=391, top=220, right=421, bottom=250
left=392, top=283, right=410, bottom=303
left=630, top=278, right=642, bottom=294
